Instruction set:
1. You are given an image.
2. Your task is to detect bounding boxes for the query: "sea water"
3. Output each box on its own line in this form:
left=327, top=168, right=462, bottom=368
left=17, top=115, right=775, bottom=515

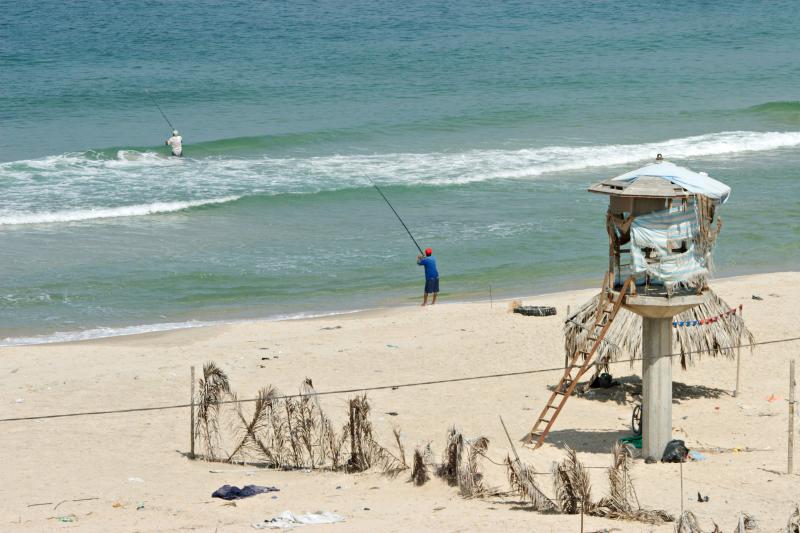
left=1, top=1, right=799, bottom=344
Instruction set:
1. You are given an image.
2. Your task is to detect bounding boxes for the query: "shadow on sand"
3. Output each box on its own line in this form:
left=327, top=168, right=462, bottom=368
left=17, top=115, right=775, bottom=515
left=553, top=374, right=731, bottom=405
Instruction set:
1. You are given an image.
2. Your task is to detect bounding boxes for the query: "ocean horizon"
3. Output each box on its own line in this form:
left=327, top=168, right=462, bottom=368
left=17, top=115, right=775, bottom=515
left=2, top=1, right=799, bottom=345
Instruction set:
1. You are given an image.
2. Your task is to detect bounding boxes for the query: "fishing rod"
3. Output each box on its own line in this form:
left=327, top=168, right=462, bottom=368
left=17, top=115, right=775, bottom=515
left=364, top=174, right=424, bottom=255
left=145, top=89, right=176, bottom=133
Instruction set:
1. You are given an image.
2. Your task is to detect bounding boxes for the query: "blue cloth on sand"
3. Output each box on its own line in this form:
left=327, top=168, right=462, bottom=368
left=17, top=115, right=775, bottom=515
left=417, top=256, right=439, bottom=279
left=212, top=484, right=279, bottom=500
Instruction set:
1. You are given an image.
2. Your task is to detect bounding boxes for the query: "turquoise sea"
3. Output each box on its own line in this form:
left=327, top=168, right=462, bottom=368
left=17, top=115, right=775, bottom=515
left=1, top=1, right=799, bottom=344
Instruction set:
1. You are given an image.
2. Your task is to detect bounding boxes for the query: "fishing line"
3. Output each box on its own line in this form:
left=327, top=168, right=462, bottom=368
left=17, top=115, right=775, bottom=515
left=145, top=89, right=176, bottom=133
left=363, top=173, right=424, bottom=255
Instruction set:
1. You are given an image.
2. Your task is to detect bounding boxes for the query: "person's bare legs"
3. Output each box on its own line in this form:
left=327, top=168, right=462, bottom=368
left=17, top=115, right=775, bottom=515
left=431, top=293, right=438, bottom=305
left=421, top=292, right=429, bottom=306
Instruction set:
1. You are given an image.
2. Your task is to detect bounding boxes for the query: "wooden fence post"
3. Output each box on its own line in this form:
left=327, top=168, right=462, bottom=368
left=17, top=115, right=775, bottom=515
left=734, top=308, right=743, bottom=397
left=190, top=365, right=196, bottom=459
left=789, top=359, right=796, bottom=475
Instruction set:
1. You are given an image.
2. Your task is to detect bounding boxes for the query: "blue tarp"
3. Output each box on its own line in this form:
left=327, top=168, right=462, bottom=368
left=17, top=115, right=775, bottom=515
left=611, top=161, right=731, bottom=204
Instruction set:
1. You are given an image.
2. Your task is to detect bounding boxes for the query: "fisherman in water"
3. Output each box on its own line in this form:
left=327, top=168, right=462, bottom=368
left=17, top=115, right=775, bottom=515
left=165, top=130, right=183, bottom=157
left=416, top=247, right=439, bottom=306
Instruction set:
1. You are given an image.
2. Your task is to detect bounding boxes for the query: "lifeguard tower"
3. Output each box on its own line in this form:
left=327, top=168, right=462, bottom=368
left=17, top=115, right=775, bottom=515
left=524, top=156, right=731, bottom=461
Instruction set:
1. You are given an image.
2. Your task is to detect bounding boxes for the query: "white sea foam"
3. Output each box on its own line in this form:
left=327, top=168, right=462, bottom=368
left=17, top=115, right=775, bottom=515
left=0, top=196, right=241, bottom=226
left=2, top=130, right=799, bottom=226
left=0, top=309, right=369, bottom=346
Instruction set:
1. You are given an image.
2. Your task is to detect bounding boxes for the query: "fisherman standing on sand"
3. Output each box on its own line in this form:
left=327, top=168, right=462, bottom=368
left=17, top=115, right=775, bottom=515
left=417, top=247, right=439, bottom=306
left=166, top=130, right=183, bottom=157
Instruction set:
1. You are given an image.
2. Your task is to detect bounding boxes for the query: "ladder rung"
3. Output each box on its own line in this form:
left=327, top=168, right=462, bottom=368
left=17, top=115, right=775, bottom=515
left=538, top=418, right=550, bottom=424
left=545, top=405, right=558, bottom=409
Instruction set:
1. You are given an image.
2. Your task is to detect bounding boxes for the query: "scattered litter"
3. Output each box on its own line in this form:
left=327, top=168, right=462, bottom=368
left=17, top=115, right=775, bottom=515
left=385, top=411, right=398, bottom=416
left=262, top=357, right=270, bottom=361
left=209, top=469, right=258, bottom=474
left=696, top=491, right=709, bottom=503
left=751, top=295, right=763, bottom=300
left=320, top=326, right=342, bottom=331
left=252, top=511, right=345, bottom=529
left=212, top=484, right=279, bottom=500
left=363, top=507, right=370, bottom=511
left=661, top=439, right=689, bottom=463
left=15, top=398, right=23, bottom=403
left=137, top=502, right=145, bottom=511
left=688, top=451, right=705, bottom=461
left=385, top=344, right=398, bottom=349
left=766, top=394, right=781, bottom=403
left=433, top=506, right=445, bottom=511
left=112, top=502, right=123, bottom=508
left=127, top=477, right=144, bottom=483
left=53, top=514, right=77, bottom=523
left=222, top=501, right=237, bottom=507
left=513, top=305, right=556, bottom=317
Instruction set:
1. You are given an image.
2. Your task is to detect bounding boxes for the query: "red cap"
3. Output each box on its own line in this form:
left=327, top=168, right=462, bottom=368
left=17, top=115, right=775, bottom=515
left=425, top=247, right=432, bottom=256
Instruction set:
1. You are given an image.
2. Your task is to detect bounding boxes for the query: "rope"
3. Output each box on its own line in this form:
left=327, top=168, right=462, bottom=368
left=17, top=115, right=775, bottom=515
left=2, top=335, right=798, bottom=424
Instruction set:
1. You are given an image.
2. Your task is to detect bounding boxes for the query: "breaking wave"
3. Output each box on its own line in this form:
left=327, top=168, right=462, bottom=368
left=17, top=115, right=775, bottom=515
left=0, top=196, right=241, bottom=226
left=2, top=130, right=799, bottom=226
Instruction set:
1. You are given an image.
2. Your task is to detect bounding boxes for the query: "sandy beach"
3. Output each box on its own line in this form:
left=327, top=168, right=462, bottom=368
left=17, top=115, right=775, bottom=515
left=1, top=272, right=799, bottom=531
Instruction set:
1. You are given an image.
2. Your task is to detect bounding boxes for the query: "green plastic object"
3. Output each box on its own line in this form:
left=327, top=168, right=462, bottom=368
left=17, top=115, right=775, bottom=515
left=619, top=434, right=642, bottom=449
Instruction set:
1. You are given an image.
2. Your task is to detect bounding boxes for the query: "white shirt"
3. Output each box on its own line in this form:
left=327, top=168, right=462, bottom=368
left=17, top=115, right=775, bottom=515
left=167, top=135, right=183, bottom=156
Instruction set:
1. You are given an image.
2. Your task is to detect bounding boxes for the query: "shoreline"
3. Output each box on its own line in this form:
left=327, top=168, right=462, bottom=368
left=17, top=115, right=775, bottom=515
left=1, top=269, right=786, bottom=348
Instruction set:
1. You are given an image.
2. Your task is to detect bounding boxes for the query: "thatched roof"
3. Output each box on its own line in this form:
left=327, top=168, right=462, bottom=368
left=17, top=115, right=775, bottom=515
left=565, top=288, right=754, bottom=370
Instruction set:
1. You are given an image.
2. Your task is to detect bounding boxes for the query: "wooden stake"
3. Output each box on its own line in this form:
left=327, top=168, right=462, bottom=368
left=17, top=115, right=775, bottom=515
left=734, top=308, right=743, bottom=397
left=489, top=285, right=492, bottom=309
left=190, top=365, right=195, bottom=459
left=679, top=460, right=684, bottom=516
left=789, top=359, right=796, bottom=475
left=565, top=305, right=571, bottom=370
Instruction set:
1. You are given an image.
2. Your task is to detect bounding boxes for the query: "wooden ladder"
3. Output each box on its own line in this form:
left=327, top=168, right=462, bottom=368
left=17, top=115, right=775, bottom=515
left=523, top=275, right=634, bottom=448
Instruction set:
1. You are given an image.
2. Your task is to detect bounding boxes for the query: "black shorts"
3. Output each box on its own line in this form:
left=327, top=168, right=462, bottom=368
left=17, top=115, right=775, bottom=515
left=424, top=277, right=439, bottom=294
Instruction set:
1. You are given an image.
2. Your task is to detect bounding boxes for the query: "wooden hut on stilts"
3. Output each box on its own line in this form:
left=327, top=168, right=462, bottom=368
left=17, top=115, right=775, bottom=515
left=524, top=155, right=754, bottom=461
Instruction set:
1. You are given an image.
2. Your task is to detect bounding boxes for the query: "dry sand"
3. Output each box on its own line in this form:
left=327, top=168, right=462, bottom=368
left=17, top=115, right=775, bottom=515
left=2, top=272, right=799, bottom=532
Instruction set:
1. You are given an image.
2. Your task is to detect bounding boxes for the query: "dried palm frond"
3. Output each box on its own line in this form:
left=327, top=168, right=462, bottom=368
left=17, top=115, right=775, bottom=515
left=195, top=362, right=231, bottom=460
left=458, top=436, right=490, bottom=498
left=228, top=386, right=277, bottom=463
left=505, top=455, right=556, bottom=512
left=592, top=444, right=672, bottom=524
left=436, top=427, right=464, bottom=486
left=732, top=512, right=757, bottom=532
left=284, top=397, right=302, bottom=467
left=295, top=390, right=319, bottom=468
left=341, top=395, right=407, bottom=475
left=565, top=288, right=754, bottom=371
left=321, top=415, right=347, bottom=470
left=411, top=447, right=430, bottom=486
left=787, top=504, right=800, bottom=533
left=675, top=511, right=703, bottom=533
left=552, top=446, right=593, bottom=515
left=344, top=395, right=372, bottom=472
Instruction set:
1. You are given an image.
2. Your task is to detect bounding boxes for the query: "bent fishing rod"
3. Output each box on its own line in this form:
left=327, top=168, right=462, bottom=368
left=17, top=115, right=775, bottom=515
left=145, top=89, right=176, bottom=133
left=364, top=174, right=424, bottom=255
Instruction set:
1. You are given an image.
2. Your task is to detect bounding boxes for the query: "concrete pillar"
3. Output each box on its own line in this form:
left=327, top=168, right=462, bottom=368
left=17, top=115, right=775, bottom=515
left=641, top=317, right=673, bottom=461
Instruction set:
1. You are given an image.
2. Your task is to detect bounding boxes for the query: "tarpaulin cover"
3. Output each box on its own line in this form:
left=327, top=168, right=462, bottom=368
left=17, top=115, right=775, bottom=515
left=611, top=161, right=731, bottom=204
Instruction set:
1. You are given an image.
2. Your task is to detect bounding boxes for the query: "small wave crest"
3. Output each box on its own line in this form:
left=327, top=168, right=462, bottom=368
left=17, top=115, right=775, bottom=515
left=0, top=196, right=241, bottom=226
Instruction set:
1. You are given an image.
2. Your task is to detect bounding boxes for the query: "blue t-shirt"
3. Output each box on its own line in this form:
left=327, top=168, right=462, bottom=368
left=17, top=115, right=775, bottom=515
left=417, top=256, right=439, bottom=279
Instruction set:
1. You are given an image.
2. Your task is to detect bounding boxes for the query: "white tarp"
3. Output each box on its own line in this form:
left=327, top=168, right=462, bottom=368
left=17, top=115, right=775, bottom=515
left=253, top=511, right=345, bottom=530
left=611, top=161, right=731, bottom=203
left=630, top=207, right=707, bottom=287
